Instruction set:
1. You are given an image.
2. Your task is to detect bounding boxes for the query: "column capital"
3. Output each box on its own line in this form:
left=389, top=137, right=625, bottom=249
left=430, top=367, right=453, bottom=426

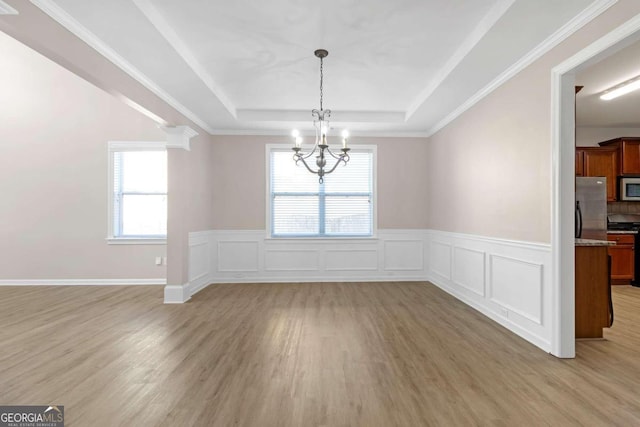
left=161, top=125, right=198, bottom=151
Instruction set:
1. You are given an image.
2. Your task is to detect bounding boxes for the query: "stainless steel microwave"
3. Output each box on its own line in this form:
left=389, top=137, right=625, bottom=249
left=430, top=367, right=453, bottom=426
left=620, top=177, right=640, bottom=201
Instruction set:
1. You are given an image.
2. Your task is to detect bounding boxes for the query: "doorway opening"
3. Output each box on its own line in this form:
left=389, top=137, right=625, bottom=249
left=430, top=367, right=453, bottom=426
left=552, top=14, right=640, bottom=358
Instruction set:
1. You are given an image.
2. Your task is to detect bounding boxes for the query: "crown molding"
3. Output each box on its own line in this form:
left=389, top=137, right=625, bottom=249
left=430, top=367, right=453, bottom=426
left=161, top=125, right=199, bottom=150
left=131, top=0, right=237, bottom=119
left=0, top=1, right=18, bottom=14
left=426, top=0, right=618, bottom=137
left=236, top=109, right=406, bottom=123
left=405, top=0, right=515, bottom=119
left=30, top=0, right=216, bottom=134
left=206, top=128, right=430, bottom=138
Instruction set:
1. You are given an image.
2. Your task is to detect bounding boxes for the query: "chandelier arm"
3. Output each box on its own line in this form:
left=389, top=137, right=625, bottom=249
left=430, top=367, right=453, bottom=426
left=294, top=154, right=320, bottom=175
left=325, top=146, right=343, bottom=160
left=324, top=155, right=349, bottom=175
left=299, top=139, right=321, bottom=160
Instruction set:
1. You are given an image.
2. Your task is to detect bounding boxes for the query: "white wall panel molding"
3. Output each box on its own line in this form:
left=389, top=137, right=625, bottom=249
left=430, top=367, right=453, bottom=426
left=265, top=249, right=321, bottom=272
left=177, top=229, right=429, bottom=295
left=326, top=249, right=378, bottom=271
left=426, top=230, right=552, bottom=353
left=452, top=246, right=486, bottom=297
left=188, top=233, right=210, bottom=295
left=489, top=254, right=543, bottom=325
left=383, top=240, right=424, bottom=271
left=429, top=240, right=452, bottom=280
left=217, top=241, right=260, bottom=272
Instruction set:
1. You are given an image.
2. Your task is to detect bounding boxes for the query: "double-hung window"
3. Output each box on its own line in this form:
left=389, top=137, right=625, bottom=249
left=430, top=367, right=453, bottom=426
left=268, top=145, right=375, bottom=237
left=108, top=142, right=167, bottom=243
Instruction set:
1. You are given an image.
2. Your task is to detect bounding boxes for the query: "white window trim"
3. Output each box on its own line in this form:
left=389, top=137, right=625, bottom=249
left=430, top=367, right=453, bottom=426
left=265, top=143, right=378, bottom=240
left=107, top=141, right=167, bottom=245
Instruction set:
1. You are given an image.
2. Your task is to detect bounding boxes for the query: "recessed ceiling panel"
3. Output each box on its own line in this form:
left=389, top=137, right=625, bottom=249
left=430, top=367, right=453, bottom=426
left=150, top=0, right=499, bottom=111
left=28, top=0, right=608, bottom=134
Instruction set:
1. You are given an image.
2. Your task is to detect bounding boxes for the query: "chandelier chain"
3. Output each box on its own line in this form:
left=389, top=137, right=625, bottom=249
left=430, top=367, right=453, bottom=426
left=319, top=56, right=324, bottom=111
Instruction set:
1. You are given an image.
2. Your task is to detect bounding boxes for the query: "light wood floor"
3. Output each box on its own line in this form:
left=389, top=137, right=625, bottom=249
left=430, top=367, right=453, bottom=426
left=1, top=282, right=639, bottom=426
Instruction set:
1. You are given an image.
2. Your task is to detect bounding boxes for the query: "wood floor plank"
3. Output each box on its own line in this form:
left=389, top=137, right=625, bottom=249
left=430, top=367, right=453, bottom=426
left=0, top=282, right=639, bottom=426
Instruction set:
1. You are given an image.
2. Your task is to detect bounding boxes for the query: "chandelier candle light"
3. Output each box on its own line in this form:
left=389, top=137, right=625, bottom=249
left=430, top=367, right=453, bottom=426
left=292, top=49, right=350, bottom=183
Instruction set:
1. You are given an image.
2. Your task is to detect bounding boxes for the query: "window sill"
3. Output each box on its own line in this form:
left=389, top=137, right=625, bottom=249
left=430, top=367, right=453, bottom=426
left=107, top=238, right=167, bottom=245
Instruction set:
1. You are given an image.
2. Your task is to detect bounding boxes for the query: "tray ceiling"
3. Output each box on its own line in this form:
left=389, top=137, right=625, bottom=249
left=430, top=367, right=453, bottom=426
left=25, top=0, right=602, bottom=135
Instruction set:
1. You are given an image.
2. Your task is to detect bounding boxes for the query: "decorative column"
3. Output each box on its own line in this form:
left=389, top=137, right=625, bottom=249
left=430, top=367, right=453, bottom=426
left=161, top=125, right=199, bottom=303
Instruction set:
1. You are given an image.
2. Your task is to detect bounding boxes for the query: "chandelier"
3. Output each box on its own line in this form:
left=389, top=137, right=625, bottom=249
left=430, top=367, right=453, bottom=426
left=291, top=49, right=350, bottom=183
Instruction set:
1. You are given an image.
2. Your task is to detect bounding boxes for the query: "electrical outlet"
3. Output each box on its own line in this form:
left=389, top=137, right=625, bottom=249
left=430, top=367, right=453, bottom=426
left=155, top=256, right=162, bottom=266
left=163, top=257, right=167, bottom=265
left=501, top=308, right=509, bottom=318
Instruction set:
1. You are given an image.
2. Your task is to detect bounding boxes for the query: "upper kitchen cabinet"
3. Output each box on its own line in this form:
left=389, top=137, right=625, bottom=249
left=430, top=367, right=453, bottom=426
left=576, top=147, right=619, bottom=201
left=576, top=150, right=584, bottom=176
left=599, top=137, right=640, bottom=175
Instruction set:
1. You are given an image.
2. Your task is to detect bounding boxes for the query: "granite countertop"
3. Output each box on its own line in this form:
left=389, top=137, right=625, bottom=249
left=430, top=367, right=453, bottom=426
left=607, top=230, right=639, bottom=234
left=575, top=238, right=616, bottom=247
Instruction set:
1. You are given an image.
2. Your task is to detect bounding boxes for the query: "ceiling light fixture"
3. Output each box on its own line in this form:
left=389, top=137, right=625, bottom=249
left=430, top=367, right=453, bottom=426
left=291, top=49, right=349, bottom=183
left=600, top=75, right=640, bottom=100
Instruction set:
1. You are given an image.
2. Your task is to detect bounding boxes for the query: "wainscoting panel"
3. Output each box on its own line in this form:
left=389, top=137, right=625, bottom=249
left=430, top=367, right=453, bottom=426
left=430, top=240, right=452, bottom=280
left=217, top=241, right=259, bottom=272
left=265, top=249, right=320, bottom=272
left=325, top=249, right=378, bottom=271
left=489, top=254, right=543, bottom=325
left=452, top=246, right=485, bottom=297
left=188, top=233, right=210, bottom=295
left=383, top=240, right=424, bottom=271
left=179, top=228, right=553, bottom=354
left=426, top=230, right=552, bottom=353
left=186, top=229, right=430, bottom=287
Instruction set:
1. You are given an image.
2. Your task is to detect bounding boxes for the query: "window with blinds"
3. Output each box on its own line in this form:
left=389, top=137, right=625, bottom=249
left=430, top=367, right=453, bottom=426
left=108, top=142, right=167, bottom=241
left=269, top=146, right=375, bottom=237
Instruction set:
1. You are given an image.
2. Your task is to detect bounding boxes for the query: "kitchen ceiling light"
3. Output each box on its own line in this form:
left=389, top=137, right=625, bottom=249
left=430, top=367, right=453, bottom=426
left=291, top=49, right=350, bottom=183
left=600, top=76, right=640, bottom=101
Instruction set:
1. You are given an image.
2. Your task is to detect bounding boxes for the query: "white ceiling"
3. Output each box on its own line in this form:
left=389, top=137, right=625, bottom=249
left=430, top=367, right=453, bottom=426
left=577, top=38, right=640, bottom=128
left=32, top=0, right=599, bottom=135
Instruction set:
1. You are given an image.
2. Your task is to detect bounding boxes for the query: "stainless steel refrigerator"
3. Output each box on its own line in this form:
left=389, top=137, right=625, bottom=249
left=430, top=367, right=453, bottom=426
left=575, top=176, right=607, bottom=240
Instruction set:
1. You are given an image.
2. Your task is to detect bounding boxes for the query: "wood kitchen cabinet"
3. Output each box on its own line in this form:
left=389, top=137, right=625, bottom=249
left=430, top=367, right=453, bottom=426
left=598, top=137, right=640, bottom=175
left=575, top=147, right=619, bottom=201
left=607, top=234, right=635, bottom=284
left=575, top=245, right=611, bottom=338
left=576, top=150, right=584, bottom=176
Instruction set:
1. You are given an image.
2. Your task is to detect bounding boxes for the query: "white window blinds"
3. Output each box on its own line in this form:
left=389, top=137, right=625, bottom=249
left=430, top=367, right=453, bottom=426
left=112, top=150, right=167, bottom=238
left=270, top=148, right=374, bottom=237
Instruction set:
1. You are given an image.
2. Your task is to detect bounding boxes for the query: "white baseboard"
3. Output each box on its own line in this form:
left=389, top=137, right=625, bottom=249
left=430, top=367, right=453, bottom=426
left=164, top=283, right=191, bottom=303
left=0, top=278, right=166, bottom=286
